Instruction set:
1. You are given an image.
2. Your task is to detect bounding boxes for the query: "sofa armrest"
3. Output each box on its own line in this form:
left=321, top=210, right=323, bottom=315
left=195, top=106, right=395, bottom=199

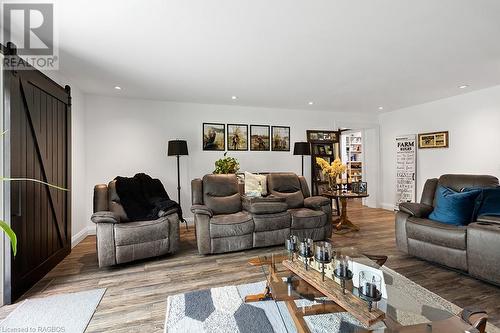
left=477, top=215, right=500, bottom=224
left=91, top=211, right=120, bottom=224
left=159, top=207, right=179, bottom=218
left=191, top=204, right=213, bottom=217
left=399, top=202, right=433, bottom=218
left=304, top=196, right=330, bottom=209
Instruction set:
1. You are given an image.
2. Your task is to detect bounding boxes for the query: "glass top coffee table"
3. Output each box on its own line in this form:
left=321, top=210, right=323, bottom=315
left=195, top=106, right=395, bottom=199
left=245, top=246, right=485, bottom=333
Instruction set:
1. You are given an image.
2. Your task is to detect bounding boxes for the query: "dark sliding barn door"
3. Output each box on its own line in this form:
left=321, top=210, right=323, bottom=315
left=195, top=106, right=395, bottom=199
left=5, top=55, right=71, bottom=302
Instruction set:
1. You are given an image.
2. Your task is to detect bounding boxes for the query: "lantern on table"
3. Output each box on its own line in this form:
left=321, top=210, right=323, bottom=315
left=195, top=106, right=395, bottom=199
left=358, top=271, right=382, bottom=312
left=314, top=241, right=333, bottom=281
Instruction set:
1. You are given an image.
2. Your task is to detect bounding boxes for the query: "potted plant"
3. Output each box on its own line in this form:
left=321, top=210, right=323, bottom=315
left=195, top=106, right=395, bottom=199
left=213, top=152, right=240, bottom=174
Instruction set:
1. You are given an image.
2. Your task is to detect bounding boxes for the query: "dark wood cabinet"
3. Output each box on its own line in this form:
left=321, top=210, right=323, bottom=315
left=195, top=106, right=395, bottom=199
left=2, top=43, right=71, bottom=303
left=306, top=130, right=341, bottom=196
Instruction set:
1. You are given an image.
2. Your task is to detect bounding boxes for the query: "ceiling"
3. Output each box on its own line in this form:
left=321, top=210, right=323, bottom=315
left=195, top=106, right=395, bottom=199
left=6, top=0, right=500, bottom=113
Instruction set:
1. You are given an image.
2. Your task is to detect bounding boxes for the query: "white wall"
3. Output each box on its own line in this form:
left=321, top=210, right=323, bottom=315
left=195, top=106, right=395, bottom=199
left=43, top=71, right=88, bottom=246
left=379, top=85, right=500, bottom=209
left=84, top=95, right=378, bottom=223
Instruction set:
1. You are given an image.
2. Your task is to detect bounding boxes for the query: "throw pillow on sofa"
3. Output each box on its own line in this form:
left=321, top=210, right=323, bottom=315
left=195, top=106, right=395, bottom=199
left=428, top=185, right=482, bottom=225
left=474, top=187, right=500, bottom=217
left=244, top=171, right=267, bottom=196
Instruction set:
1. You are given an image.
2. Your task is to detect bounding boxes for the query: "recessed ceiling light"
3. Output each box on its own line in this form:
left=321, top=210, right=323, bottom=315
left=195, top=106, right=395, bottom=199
left=459, top=84, right=469, bottom=89
left=308, top=101, right=314, bottom=105
left=231, top=96, right=237, bottom=100
left=114, top=86, right=122, bottom=90
left=378, top=106, right=384, bottom=110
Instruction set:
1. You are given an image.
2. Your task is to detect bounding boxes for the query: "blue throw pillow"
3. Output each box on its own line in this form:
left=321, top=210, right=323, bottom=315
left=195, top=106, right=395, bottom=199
left=474, top=187, right=500, bottom=217
left=428, top=186, right=482, bottom=225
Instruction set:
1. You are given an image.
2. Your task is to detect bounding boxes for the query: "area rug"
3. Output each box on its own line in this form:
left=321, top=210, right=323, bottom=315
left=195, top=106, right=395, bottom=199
left=0, top=288, right=106, bottom=333
left=164, top=266, right=498, bottom=333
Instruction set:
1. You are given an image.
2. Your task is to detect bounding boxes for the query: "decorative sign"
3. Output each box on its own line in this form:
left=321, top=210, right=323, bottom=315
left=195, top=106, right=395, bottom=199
left=395, top=135, right=416, bottom=209
left=418, top=131, right=449, bottom=149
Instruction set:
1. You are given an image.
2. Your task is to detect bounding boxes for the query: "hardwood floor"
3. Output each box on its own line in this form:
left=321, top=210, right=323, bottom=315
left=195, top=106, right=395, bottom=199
left=1, top=202, right=500, bottom=332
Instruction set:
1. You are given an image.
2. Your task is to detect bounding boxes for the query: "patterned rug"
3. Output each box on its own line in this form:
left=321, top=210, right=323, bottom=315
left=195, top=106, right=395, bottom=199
left=164, top=267, right=498, bottom=333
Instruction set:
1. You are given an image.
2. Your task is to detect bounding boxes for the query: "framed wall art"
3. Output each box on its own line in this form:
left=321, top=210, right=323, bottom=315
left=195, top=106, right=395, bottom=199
left=418, top=131, right=449, bottom=149
left=203, top=123, right=225, bottom=151
left=250, top=125, right=270, bottom=151
left=227, top=124, right=248, bottom=151
left=395, top=134, right=417, bottom=208
left=271, top=126, right=290, bottom=151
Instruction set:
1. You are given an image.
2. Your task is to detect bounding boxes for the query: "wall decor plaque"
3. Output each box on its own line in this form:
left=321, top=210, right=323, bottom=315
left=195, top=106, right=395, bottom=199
left=395, top=135, right=416, bottom=209
left=418, top=131, right=449, bottom=149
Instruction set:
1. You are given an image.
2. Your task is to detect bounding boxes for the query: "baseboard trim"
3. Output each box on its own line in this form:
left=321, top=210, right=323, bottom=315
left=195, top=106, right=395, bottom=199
left=71, top=225, right=96, bottom=248
left=87, top=225, right=96, bottom=235
left=380, top=202, right=396, bottom=211
left=71, top=227, right=89, bottom=248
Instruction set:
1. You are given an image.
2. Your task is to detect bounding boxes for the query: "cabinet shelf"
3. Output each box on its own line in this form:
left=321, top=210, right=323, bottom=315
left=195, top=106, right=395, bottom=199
left=342, top=132, right=363, bottom=183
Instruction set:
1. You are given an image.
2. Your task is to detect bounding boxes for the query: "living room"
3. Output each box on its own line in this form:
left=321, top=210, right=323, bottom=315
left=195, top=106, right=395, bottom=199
left=0, top=1, right=499, bottom=332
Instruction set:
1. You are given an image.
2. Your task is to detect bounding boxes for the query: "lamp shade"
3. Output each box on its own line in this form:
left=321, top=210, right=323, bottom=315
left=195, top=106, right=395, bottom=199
left=293, top=142, right=311, bottom=155
left=168, top=140, right=189, bottom=156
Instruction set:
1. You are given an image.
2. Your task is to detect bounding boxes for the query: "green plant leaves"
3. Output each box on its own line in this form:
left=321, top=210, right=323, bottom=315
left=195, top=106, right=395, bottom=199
left=0, top=220, right=17, bottom=256
left=0, top=177, right=69, bottom=192
left=213, top=154, right=240, bottom=174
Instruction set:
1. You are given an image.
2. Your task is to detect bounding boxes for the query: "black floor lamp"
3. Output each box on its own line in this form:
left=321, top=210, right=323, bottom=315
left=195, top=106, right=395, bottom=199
left=293, top=142, right=311, bottom=176
left=168, top=140, right=189, bottom=230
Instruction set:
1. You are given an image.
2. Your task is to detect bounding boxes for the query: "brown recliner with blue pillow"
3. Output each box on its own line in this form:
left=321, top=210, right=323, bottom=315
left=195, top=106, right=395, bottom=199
left=395, top=174, right=500, bottom=285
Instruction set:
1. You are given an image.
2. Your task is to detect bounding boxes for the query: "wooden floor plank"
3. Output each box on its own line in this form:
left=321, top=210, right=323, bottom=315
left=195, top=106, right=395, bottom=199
left=1, top=200, right=499, bottom=332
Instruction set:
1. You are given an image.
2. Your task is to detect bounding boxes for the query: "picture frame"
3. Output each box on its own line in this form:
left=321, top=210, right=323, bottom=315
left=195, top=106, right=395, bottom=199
left=227, top=124, right=248, bottom=151
left=351, top=181, right=368, bottom=194
left=203, top=123, right=225, bottom=151
left=250, top=125, right=270, bottom=151
left=271, top=126, right=290, bottom=151
left=418, top=131, right=449, bottom=149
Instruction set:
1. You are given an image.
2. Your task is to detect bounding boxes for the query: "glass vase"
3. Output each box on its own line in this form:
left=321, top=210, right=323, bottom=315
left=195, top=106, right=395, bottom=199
left=328, top=175, right=338, bottom=192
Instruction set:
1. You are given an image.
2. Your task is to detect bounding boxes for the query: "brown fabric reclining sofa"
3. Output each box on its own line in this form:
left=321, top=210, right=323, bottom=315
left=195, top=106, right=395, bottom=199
left=191, top=173, right=332, bottom=254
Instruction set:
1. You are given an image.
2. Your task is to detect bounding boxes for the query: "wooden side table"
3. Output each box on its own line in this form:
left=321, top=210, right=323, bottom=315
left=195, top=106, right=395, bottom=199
left=322, top=191, right=369, bottom=232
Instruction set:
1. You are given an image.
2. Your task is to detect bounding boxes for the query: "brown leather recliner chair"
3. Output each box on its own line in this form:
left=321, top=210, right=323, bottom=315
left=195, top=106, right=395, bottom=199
left=395, top=174, right=500, bottom=285
left=191, top=173, right=332, bottom=255
left=91, top=180, right=180, bottom=267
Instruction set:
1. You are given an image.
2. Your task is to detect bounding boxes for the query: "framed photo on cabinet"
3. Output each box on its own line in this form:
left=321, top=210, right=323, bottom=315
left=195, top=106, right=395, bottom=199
left=203, top=123, right=225, bottom=151
left=250, top=125, right=270, bottom=151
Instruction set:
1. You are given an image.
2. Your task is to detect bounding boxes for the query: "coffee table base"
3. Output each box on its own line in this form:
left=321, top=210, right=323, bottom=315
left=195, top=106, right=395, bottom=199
left=244, top=285, right=273, bottom=302
left=245, top=255, right=488, bottom=333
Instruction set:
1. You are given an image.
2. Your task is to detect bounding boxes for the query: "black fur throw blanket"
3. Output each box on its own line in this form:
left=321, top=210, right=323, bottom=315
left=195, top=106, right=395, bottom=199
left=114, top=173, right=182, bottom=221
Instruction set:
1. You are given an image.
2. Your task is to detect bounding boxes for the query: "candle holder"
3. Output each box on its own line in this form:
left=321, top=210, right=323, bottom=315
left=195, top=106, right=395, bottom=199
left=314, top=241, right=333, bottom=281
left=285, top=235, right=299, bottom=262
left=358, top=271, right=382, bottom=312
left=298, top=238, right=314, bottom=270
left=333, top=254, right=353, bottom=294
